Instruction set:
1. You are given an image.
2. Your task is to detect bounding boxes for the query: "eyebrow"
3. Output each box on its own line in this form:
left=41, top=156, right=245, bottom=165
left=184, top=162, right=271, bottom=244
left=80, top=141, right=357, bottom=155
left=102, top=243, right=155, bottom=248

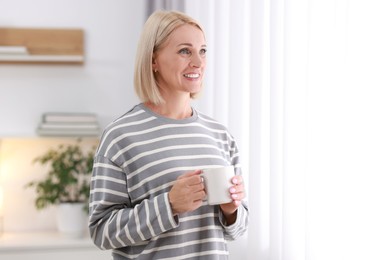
left=177, top=43, right=207, bottom=48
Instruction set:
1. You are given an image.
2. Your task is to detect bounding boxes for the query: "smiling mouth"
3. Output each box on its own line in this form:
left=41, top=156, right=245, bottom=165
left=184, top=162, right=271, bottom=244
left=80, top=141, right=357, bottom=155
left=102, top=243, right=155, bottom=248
left=183, top=73, right=200, bottom=79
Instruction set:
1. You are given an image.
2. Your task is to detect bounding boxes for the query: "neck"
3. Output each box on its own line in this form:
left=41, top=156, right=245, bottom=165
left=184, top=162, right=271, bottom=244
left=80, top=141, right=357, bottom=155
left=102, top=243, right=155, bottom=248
left=145, top=98, right=192, bottom=120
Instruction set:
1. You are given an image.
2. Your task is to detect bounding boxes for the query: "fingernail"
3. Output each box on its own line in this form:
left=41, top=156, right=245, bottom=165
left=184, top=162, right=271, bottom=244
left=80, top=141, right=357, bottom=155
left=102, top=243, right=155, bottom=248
left=232, top=194, right=238, bottom=199
left=232, top=178, right=238, bottom=184
left=230, top=187, right=236, bottom=193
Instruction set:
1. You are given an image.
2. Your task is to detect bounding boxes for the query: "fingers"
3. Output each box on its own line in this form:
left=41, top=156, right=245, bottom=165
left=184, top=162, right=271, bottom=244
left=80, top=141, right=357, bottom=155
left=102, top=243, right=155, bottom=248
left=229, top=184, right=244, bottom=194
left=178, top=170, right=203, bottom=187
left=193, top=189, right=206, bottom=201
left=230, top=174, right=245, bottom=196
left=220, top=183, right=244, bottom=215
left=169, top=170, right=206, bottom=215
left=231, top=191, right=245, bottom=201
left=231, top=175, right=244, bottom=190
left=231, top=192, right=245, bottom=201
left=231, top=175, right=243, bottom=185
left=178, top=169, right=202, bottom=180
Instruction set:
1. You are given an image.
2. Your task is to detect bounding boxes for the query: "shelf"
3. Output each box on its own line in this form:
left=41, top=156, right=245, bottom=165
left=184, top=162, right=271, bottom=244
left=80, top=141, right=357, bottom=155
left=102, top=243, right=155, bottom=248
left=0, top=27, right=84, bottom=64
left=0, top=231, right=112, bottom=260
left=0, top=231, right=93, bottom=251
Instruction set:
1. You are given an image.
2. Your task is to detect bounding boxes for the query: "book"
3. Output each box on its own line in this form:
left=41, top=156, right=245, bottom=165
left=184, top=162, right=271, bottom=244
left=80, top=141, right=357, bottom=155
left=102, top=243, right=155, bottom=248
left=38, top=122, right=100, bottom=130
left=37, top=112, right=100, bottom=137
left=43, top=113, right=98, bottom=123
left=36, top=128, right=101, bottom=137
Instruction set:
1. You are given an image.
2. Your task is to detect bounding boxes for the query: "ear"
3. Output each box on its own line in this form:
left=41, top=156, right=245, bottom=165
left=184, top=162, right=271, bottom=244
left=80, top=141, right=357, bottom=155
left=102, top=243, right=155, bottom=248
left=152, top=57, right=158, bottom=72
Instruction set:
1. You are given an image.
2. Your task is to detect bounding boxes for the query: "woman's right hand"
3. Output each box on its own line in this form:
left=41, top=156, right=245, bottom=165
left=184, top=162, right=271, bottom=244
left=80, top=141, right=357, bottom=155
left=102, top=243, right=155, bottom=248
left=168, top=170, right=205, bottom=215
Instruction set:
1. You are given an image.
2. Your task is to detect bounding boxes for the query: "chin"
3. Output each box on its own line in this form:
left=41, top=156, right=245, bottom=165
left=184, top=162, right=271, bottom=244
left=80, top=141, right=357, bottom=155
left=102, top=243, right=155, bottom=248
left=190, top=88, right=203, bottom=98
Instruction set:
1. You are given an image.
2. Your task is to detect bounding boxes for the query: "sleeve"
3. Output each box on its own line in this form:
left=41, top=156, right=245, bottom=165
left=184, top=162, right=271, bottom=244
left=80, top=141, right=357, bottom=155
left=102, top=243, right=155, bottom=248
left=218, top=202, right=249, bottom=241
left=218, top=134, right=249, bottom=240
left=88, top=155, right=179, bottom=250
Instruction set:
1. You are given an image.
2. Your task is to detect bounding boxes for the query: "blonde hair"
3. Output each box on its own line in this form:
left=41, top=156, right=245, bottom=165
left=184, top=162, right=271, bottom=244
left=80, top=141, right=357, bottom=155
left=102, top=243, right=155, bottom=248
left=134, top=10, right=205, bottom=105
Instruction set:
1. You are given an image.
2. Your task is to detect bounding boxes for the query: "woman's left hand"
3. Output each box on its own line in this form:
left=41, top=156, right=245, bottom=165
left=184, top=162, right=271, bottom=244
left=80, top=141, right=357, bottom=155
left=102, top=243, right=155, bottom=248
left=219, top=175, right=245, bottom=225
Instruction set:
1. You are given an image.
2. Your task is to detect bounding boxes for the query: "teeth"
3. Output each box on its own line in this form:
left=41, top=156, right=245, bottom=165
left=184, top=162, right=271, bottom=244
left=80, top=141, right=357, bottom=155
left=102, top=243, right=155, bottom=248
left=184, top=73, right=200, bottom=78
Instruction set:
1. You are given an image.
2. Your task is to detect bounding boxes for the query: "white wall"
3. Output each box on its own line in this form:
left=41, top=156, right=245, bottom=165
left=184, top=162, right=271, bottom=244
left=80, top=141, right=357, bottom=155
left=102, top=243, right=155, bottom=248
left=0, top=0, right=146, bottom=137
left=0, top=0, right=147, bottom=231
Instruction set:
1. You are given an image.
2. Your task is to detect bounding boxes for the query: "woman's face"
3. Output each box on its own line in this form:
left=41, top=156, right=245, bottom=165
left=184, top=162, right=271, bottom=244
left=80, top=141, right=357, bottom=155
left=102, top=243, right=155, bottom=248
left=153, top=24, right=207, bottom=99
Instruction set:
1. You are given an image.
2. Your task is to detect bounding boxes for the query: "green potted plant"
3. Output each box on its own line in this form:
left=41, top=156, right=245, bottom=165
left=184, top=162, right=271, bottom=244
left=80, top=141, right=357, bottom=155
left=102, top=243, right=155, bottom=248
left=27, top=140, right=96, bottom=237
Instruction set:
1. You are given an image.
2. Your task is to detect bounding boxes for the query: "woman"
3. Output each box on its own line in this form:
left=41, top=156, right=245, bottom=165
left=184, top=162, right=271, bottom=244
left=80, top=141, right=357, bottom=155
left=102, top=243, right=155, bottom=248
left=89, top=10, right=249, bottom=259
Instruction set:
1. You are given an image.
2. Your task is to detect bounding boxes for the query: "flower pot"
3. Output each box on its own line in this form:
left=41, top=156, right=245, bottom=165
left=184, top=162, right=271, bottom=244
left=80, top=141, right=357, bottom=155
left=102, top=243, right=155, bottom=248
left=56, top=202, right=88, bottom=238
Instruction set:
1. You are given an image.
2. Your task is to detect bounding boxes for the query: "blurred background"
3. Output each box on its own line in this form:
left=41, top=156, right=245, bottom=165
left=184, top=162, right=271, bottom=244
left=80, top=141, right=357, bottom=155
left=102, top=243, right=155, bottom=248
left=1, top=0, right=390, bottom=259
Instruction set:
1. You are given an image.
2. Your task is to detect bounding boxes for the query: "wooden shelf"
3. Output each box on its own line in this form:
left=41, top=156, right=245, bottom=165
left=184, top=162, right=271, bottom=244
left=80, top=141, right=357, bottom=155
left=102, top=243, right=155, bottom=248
left=0, top=27, right=84, bottom=64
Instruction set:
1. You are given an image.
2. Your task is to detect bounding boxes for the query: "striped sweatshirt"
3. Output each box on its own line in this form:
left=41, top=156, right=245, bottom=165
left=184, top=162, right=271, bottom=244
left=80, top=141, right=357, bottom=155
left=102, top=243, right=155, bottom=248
left=89, top=103, right=249, bottom=260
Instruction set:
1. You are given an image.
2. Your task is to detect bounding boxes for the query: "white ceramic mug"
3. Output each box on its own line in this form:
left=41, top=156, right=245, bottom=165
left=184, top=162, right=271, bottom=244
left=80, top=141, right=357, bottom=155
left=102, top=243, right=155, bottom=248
left=201, top=166, right=235, bottom=205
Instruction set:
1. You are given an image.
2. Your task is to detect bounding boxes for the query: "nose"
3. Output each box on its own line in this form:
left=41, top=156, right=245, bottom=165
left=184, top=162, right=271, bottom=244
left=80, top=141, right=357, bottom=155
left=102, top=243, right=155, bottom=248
left=190, top=53, right=203, bottom=68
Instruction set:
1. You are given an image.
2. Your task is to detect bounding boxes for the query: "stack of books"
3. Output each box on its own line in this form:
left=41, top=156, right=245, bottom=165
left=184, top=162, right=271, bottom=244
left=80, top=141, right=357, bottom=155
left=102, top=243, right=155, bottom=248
left=37, top=112, right=100, bottom=137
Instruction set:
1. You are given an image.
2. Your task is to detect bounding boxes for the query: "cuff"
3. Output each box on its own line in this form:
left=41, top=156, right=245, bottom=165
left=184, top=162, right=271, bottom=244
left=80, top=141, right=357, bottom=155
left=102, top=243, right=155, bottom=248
left=219, top=205, right=242, bottom=229
left=162, top=192, right=179, bottom=230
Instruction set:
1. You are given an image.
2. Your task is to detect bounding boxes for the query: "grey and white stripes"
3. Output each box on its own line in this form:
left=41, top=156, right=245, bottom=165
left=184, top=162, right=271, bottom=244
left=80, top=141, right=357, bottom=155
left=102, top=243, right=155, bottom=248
left=89, top=103, right=249, bottom=259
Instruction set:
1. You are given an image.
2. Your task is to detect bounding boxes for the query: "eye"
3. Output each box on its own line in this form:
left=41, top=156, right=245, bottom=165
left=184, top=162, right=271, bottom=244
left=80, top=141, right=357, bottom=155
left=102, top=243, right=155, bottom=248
left=200, top=48, right=207, bottom=56
left=178, top=48, right=191, bottom=55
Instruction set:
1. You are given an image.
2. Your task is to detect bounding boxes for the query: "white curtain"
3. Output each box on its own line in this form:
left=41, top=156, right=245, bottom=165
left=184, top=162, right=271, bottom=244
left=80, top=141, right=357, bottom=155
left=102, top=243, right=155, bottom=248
left=305, top=1, right=390, bottom=259
left=150, top=0, right=390, bottom=259
left=273, top=0, right=390, bottom=259
left=145, top=0, right=185, bottom=16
